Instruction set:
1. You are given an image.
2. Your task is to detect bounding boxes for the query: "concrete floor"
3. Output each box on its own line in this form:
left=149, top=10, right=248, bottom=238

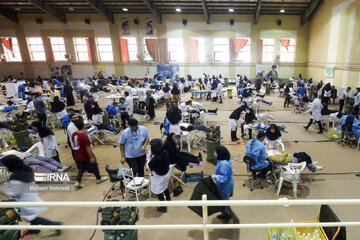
left=4, top=86, right=360, bottom=240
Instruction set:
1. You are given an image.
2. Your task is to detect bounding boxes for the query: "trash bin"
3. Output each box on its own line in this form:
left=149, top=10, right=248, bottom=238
left=206, top=140, right=220, bottom=163
left=227, top=89, right=233, bottom=99
left=13, top=130, right=33, bottom=149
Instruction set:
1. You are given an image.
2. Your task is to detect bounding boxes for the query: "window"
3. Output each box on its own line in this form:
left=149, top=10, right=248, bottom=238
left=261, top=38, right=275, bottom=62
left=27, top=37, right=46, bottom=61
left=280, top=38, right=296, bottom=62
left=74, top=38, right=89, bottom=62
left=236, top=39, right=251, bottom=62
left=49, top=37, right=66, bottom=61
left=190, top=38, right=206, bottom=62
left=143, top=37, right=156, bottom=61
left=121, top=37, right=138, bottom=61
left=168, top=38, right=184, bottom=62
left=1, top=37, right=22, bottom=62
left=96, top=38, right=113, bottom=62
left=213, top=38, right=229, bottom=62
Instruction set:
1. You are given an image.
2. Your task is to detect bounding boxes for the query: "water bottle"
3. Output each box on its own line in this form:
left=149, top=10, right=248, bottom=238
left=271, top=230, right=280, bottom=240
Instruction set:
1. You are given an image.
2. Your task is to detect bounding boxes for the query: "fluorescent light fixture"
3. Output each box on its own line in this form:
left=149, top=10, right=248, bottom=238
left=176, top=7, right=181, bottom=12
left=229, top=8, right=234, bottom=12
left=280, top=8, right=285, bottom=13
left=69, top=7, right=74, bottom=11
left=122, top=8, right=128, bottom=11
left=15, top=7, right=21, bottom=11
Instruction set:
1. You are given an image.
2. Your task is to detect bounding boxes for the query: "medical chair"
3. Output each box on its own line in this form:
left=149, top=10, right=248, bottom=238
left=338, top=124, right=356, bottom=148
left=276, top=162, right=306, bottom=198
left=105, top=165, right=125, bottom=200
left=86, top=125, right=114, bottom=145
left=242, top=155, right=264, bottom=191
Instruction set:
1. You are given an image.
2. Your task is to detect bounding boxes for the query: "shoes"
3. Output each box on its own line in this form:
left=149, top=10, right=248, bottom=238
left=54, top=223, right=62, bottom=236
left=317, top=131, right=323, bottom=134
left=27, top=230, right=41, bottom=235
left=157, top=207, right=167, bottom=213
left=96, top=176, right=108, bottom=184
left=198, top=152, right=203, bottom=162
left=216, top=213, right=232, bottom=220
left=303, top=126, right=308, bottom=131
left=74, top=181, right=84, bottom=189
left=269, top=102, right=273, bottom=106
left=315, top=166, right=324, bottom=171
left=58, top=166, right=72, bottom=173
left=214, top=108, right=218, bottom=114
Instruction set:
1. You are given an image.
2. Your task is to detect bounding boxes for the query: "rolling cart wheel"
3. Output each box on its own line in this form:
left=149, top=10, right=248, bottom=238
left=107, top=196, right=111, bottom=199
left=250, top=189, right=253, bottom=191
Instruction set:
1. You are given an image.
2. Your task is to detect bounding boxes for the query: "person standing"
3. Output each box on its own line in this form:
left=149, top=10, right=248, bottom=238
left=303, top=92, right=323, bottom=134
left=331, top=85, right=337, bottom=104
left=339, top=87, right=351, bottom=112
left=50, top=96, right=67, bottom=122
left=171, top=83, right=180, bottom=107
left=354, top=88, right=360, bottom=117
left=43, top=80, right=51, bottom=93
left=284, top=85, right=291, bottom=108
left=63, top=81, right=75, bottom=106
left=137, top=85, right=146, bottom=110
left=124, top=91, right=133, bottom=118
left=118, top=119, right=149, bottom=177
left=72, top=117, right=107, bottom=189
left=118, top=97, right=130, bottom=129
left=217, top=80, right=223, bottom=104
left=228, top=105, right=247, bottom=141
left=163, top=83, right=172, bottom=101
left=146, top=91, right=155, bottom=120
left=66, top=113, right=79, bottom=161
left=33, top=93, right=47, bottom=127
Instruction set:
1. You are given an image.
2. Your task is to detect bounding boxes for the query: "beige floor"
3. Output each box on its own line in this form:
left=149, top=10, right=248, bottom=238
left=3, top=86, right=360, bottom=240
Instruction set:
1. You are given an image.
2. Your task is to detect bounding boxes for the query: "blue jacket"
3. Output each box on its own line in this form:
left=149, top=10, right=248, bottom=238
left=2, top=105, right=18, bottom=113
left=215, top=160, right=234, bottom=200
left=339, top=115, right=360, bottom=140
left=246, top=139, right=269, bottom=170
left=152, top=79, right=159, bottom=85
left=53, top=79, right=62, bottom=87
left=18, top=85, right=26, bottom=99
left=106, top=104, right=118, bottom=118
left=61, top=114, right=71, bottom=127
left=296, top=87, right=307, bottom=98
left=117, top=78, right=123, bottom=86
left=162, top=117, right=170, bottom=135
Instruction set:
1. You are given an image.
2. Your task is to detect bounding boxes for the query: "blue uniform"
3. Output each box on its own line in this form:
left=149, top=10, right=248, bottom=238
left=18, top=85, right=26, bottom=99
left=339, top=115, right=360, bottom=140
left=246, top=139, right=269, bottom=170
left=152, top=79, right=159, bottom=85
left=61, top=114, right=70, bottom=127
left=117, top=78, right=123, bottom=86
left=118, top=126, right=150, bottom=158
left=215, top=160, right=234, bottom=199
left=296, top=87, right=307, bottom=98
left=2, top=105, right=18, bottom=113
left=53, top=79, right=62, bottom=87
left=106, top=104, right=118, bottom=118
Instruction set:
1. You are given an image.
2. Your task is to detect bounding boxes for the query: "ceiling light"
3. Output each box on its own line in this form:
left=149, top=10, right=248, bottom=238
left=69, top=7, right=74, bottom=11
left=122, top=8, right=128, bottom=11
left=176, top=7, right=181, bottom=12
left=229, top=8, right=234, bottom=12
left=15, top=7, right=21, bottom=11
left=280, top=7, right=285, bottom=13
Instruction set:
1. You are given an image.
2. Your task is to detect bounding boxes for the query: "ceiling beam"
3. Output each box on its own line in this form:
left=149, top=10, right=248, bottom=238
left=0, top=5, right=19, bottom=23
left=201, top=0, right=210, bottom=24
left=86, top=0, right=114, bottom=24
left=28, top=0, right=66, bottom=23
left=254, top=0, right=262, bottom=24
left=301, top=0, right=321, bottom=25
left=143, top=0, right=162, bottom=24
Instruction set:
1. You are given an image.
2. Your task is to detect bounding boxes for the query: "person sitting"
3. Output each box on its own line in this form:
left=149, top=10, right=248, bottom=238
left=84, top=95, right=103, bottom=123
left=245, top=131, right=273, bottom=179
left=163, top=133, right=202, bottom=172
left=296, top=83, right=307, bottom=99
left=148, top=138, right=171, bottom=213
left=0, top=150, right=70, bottom=173
left=321, top=104, right=338, bottom=116
left=52, top=78, right=62, bottom=87
left=265, top=124, right=283, bottom=151
left=1, top=101, right=18, bottom=113
left=50, top=96, right=67, bottom=122
left=211, top=146, right=234, bottom=221
left=338, top=112, right=360, bottom=140
left=106, top=102, right=118, bottom=119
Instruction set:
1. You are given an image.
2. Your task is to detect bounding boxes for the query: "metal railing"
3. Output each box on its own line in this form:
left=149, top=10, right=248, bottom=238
left=1, top=197, right=360, bottom=240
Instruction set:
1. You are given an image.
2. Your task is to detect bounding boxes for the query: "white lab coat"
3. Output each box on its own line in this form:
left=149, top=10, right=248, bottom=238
left=137, top=88, right=146, bottom=102
left=43, top=81, right=51, bottom=91
left=354, top=93, right=360, bottom=106
left=217, top=83, right=223, bottom=98
left=306, top=98, right=322, bottom=121
left=125, top=96, right=133, bottom=116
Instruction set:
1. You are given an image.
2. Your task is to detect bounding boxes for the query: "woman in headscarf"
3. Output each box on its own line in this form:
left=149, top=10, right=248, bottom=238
left=163, top=133, right=202, bottom=172
left=265, top=124, right=282, bottom=151
left=171, top=83, right=180, bottom=107
left=211, top=145, right=234, bottom=220
left=146, top=91, right=155, bottom=120
left=50, top=96, right=68, bottom=121
left=30, top=121, right=61, bottom=163
left=163, top=83, right=171, bottom=101
left=148, top=139, right=171, bottom=213
left=63, top=81, right=75, bottom=106
left=1, top=155, right=62, bottom=235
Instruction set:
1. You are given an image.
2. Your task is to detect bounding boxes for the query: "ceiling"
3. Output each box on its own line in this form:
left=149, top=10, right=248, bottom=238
left=0, top=0, right=321, bottom=24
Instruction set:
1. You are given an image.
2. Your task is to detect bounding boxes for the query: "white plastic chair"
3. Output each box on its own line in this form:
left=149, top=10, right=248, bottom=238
left=169, top=164, right=186, bottom=185
left=276, top=162, right=306, bottom=198
left=121, top=167, right=150, bottom=201
left=180, top=131, right=191, bottom=152
left=25, top=142, right=45, bottom=157
left=0, top=167, right=10, bottom=184
left=265, top=137, right=285, bottom=152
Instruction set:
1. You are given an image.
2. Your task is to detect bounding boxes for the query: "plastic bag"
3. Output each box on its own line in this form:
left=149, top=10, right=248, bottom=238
left=268, top=150, right=291, bottom=164
left=328, top=128, right=340, bottom=139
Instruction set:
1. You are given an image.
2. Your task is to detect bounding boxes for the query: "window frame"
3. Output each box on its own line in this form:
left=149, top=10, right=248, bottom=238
left=27, top=37, right=46, bottom=62
left=213, top=38, right=230, bottom=62
left=73, top=37, right=89, bottom=62
left=280, top=38, right=296, bottom=63
left=121, top=37, right=138, bottom=61
left=1, top=37, right=22, bottom=62
left=49, top=37, right=67, bottom=62
left=235, top=38, right=251, bottom=62
left=261, top=38, right=275, bottom=62
left=96, top=37, right=114, bottom=62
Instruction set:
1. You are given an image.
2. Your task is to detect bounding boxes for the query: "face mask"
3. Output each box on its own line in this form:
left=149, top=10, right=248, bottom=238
left=213, top=152, right=218, bottom=159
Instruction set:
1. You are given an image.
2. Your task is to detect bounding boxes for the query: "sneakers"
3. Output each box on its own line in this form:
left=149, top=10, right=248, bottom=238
left=317, top=131, right=323, bottom=134
left=157, top=207, right=167, bottom=213
left=57, top=166, right=72, bottom=173
left=216, top=213, right=232, bottom=220
left=74, top=181, right=84, bottom=189
left=315, top=166, right=323, bottom=171
left=96, top=176, right=108, bottom=184
left=198, top=152, right=203, bottom=163
left=303, top=126, right=308, bottom=131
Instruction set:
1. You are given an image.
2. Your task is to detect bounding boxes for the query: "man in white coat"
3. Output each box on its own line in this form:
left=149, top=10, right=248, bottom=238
left=124, top=91, right=133, bottom=117
left=137, top=85, right=146, bottom=110
left=303, top=92, right=323, bottom=134
left=217, top=81, right=223, bottom=104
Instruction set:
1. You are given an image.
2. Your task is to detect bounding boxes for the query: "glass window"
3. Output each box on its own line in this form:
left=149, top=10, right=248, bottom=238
left=27, top=37, right=46, bottom=61
left=168, top=37, right=184, bottom=62
left=261, top=38, right=274, bottom=62
left=121, top=37, right=138, bottom=61
left=143, top=37, right=156, bottom=61
left=189, top=38, right=205, bottom=62
left=96, top=38, right=113, bottom=61
left=49, top=37, right=66, bottom=61
left=280, top=38, right=296, bottom=62
left=1, top=37, right=22, bottom=62
left=74, top=37, right=89, bottom=62
left=236, top=39, right=251, bottom=62
left=213, top=38, right=229, bottom=62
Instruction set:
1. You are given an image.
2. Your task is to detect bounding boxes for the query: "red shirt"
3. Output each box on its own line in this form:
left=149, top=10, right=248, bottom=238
left=72, top=132, right=92, bottom=162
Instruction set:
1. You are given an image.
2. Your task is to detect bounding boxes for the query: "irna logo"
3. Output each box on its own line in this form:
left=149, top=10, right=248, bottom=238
left=34, top=173, right=71, bottom=182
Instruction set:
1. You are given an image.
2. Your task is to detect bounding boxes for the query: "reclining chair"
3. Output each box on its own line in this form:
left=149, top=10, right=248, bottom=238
left=242, top=155, right=264, bottom=191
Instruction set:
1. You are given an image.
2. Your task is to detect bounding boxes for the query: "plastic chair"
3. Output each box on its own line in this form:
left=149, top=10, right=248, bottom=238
left=180, top=131, right=191, bottom=152
left=242, top=155, right=264, bottom=191
left=276, top=162, right=306, bottom=198
left=121, top=167, right=150, bottom=201
left=25, top=142, right=45, bottom=157
left=265, top=137, right=285, bottom=152
left=105, top=165, right=125, bottom=200
left=0, top=167, right=10, bottom=184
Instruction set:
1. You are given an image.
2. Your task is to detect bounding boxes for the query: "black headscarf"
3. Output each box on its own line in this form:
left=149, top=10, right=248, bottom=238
left=148, top=138, right=169, bottom=176
left=163, top=133, right=179, bottom=159
left=1, top=155, right=33, bottom=183
left=50, top=96, right=65, bottom=113
left=265, top=124, right=282, bottom=141
left=215, top=146, right=230, bottom=160
left=163, top=83, right=170, bottom=93
left=31, top=121, right=54, bottom=138
left=171, top=85, right=180, bottom=95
